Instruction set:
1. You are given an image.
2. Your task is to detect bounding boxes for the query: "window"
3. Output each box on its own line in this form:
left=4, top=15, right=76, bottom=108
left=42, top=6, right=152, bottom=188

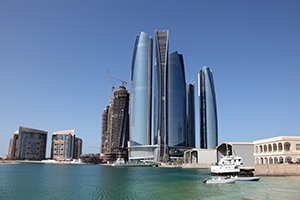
left=278, top=143, right=283, bottom=151
left=269, top=157, right=273, bottom=164
left=284, top=142, right=291, bottom=151
left=273, top=143, right=277, bottom=151
left=264, top=157, right=268, bottom=164
left=296, top=144, right=300, bottom=150
left=259, top=145, right=262, bottom=153
left=268, top=144, right=272, bottom=152
left=285, top=156, right=292, bottom=163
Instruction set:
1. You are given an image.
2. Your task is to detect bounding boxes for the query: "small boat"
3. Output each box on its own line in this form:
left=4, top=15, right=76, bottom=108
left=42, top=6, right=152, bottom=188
left=231, top=176, right=260, bottom=181
left=111, top=157, right=126, bottom=166
left=202, top=177, right=237, bottom=184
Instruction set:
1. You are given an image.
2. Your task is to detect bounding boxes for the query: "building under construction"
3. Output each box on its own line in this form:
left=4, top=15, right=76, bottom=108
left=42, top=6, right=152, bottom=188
left=101, top=85, right=130, bottom=162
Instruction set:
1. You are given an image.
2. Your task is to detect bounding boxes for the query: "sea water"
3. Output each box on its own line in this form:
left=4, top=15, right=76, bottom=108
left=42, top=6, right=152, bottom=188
left=0, top=163, right=299, bottom=200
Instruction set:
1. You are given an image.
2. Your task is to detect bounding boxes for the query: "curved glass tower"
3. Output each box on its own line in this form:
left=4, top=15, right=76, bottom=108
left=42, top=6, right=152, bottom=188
left=187, top=83, right=195, bottom=148
left=198, top=66, right=218, bottom=149
left=167, top=51, right=186, bottom=147
left=130, top=31, right=153, bottom=146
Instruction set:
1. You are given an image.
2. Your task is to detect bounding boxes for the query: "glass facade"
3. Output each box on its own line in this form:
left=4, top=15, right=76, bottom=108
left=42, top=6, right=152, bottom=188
left=130, top=31, right=153, bottom=146
left=187, top=83, right=195, bottom=148
left=198, top=66, right=218, bottom=149
left=17, top=127, right=47, bottom=160
left=153, top=30, right=169, bottom=151
left=167, top=51, right=186, bottom=147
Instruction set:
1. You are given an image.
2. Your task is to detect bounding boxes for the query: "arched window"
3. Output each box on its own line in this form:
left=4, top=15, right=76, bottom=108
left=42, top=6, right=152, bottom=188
left=284, top=142, right=291, bottom=151
left=274, top=157, right=278, bottom=164
left=278, top=143, right=283, bottom=151
left=256, top=158, right=259, bottom=164
left=269, top=157, right=273, bottom=164
left=259, top=145, right=263, bottom=153
left=273, top=143, right=277, bottom=152
left=279, top=157, right=283, bottom=163
left=285, top=156, right=292, bottom=163
left=264, top=145, right=267, bottom=152
left=268, top=144, right=272, bottom=152
left=264, top=157, right=268, bottom=164
left=255, top=146, right=258, bottom=153
left=260, top=158, right=263, bottom=164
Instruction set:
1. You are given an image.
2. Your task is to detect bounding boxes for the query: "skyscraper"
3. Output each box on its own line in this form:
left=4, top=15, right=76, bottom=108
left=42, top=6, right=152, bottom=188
left=187, top=82, right=196, bottom=148
left=198, top=66, right=218, bottom=149
left=130, top=31, right=152, bottom=146
left=111, top=85, right=130, bottom=152
left=101, top=105, right=110, bottom=153
left=167, top=51, right=186, bottom=147
left=153, top=30, right=169, bottom=155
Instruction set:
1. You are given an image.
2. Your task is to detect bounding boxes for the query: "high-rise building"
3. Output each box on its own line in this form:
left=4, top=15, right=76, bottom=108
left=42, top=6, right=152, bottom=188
left=153, top=30, right=169, bottom=156
left=110, top=85, right=130, bottom=152
left=74, top=137, right=83, bottom=159
left=187, top=83, right=196, bottom=148
left=7, top=132, right=19, bottom=159
left=51, top=130, right=75, bottom=160
left=101, top=105, right=110, bottom=153
left=16, top=126, right=47, bottom=160
left=198, top=66, right=218, bottom=149
left=167, top=51, right=186, bottom=147
left=130, top=31, right=153, bottom=146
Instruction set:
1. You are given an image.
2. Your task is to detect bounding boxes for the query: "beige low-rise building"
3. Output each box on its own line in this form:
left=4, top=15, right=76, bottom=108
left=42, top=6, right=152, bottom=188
left=254, top=136, right=300, bottom=176
left=253, top=136, right=300, bottom=164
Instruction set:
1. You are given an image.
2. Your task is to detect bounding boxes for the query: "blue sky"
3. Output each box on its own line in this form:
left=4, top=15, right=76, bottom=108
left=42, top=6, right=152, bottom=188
left=1, top=1, right=300, bottom=157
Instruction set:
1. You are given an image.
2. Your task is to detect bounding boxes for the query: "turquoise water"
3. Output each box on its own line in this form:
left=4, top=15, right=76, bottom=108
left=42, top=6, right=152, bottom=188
left=0, top=164, right=299, bottom=200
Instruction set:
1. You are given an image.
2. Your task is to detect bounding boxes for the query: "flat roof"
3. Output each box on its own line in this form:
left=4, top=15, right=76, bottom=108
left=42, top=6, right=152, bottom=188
left=253, top=136, right=300, bottom=144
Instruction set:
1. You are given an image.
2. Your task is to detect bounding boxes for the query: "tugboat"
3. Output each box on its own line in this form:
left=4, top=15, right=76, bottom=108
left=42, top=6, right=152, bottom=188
left=211, top=155, right=254, bottom=176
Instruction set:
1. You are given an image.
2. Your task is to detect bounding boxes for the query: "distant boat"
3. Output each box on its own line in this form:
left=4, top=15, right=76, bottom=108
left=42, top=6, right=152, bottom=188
left=111, top=157, right=126, bottom=166
left=202, top=177, right=236, bottom=184
left=112, top=158, right=156, bottom=167
left=232, top=176, right=260, bottom=181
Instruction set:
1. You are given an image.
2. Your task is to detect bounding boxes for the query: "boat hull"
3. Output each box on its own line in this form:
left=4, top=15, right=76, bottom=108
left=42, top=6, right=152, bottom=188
left=205, top=179, right=237, bottom=184
left=236, top=177, right=260, bottom=181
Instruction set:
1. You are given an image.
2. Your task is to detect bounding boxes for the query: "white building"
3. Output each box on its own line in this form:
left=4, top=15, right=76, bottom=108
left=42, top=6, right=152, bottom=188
left=253, top=136, right=300, bottom=164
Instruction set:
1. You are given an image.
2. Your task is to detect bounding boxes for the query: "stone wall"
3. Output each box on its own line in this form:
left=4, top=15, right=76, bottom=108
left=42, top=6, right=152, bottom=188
left=255, top=164, right=300, bottom=176
left=181, top=163, right=211, bottom=169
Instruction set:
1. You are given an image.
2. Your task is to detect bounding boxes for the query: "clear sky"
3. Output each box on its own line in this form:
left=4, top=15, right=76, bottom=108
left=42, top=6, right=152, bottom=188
left=1, top=1, right=300, bottom=157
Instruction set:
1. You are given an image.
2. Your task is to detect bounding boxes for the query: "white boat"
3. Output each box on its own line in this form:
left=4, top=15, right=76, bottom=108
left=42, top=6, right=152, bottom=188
left=111, top=157, right=126, bottom=166
left=202, top=177, right=237, bottom=184
left=211, top=155, right=242, bottom=176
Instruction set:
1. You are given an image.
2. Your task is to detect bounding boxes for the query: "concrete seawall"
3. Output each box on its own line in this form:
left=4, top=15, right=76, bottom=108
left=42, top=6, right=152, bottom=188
left=182, top=163, right=211, bottom=169
left=255, top=164, right=300, bottom=176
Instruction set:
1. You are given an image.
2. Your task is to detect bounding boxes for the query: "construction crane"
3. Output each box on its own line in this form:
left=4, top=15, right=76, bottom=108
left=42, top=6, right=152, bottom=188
left=106, top=69, right=127, bottom=86
left=106, top=70, right=116, bottom=104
